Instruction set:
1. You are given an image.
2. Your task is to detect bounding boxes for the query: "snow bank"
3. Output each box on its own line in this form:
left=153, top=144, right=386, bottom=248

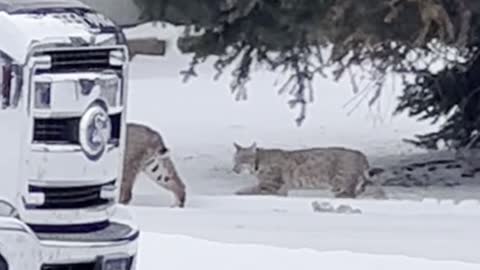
left=138, top=232, right=480, bottom=270
left=129, top=196, right=480, bottom=264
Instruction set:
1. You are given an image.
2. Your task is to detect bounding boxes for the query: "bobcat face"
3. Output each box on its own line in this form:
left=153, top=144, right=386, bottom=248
left=232, top=142, right=257, bottom=174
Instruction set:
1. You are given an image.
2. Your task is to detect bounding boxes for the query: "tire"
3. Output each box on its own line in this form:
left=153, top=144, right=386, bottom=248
left=0, top=254, right=8, bottom=270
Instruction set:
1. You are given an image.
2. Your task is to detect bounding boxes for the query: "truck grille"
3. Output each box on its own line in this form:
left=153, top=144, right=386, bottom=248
left=33, top=117, right=79, bottom=144
left=28, top=181, right=115, bottom=209
left=33, top=113, right=121, bottom=144
left=41, top=261, right=96, bottom=270
left=39, top=48, right=121, bottom=72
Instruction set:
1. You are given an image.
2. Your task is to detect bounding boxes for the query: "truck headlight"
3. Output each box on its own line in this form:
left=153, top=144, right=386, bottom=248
left=100, top=77, right=120, bottom=106
left=109, top=50, right=126, bottom=66
left=34, top=82, right=51, bottom=109
left=79, top=104, right=111, bottom=161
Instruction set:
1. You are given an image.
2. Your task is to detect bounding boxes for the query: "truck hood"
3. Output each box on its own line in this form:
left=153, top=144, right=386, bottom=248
left=0, top=9, right=124, bottom=63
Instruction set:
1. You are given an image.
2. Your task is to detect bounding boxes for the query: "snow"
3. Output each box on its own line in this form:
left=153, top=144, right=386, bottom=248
left=130, top=197, right=480, bottom=265
left=138, top=233, right=479, bottom=270
left=138, top=233, right=480, bottom=270
left=122, top=23, right=480, bottom=269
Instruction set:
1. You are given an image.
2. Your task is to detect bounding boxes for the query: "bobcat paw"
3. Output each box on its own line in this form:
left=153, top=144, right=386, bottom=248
left=170, top=202, right=185, bottom=208
left=169, top=197, right=185, bottom=208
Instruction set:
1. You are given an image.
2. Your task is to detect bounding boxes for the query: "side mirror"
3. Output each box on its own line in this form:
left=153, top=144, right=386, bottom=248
left=0, top=60, right=12, bottom=109
left=0, top=52, right=20, bottom=110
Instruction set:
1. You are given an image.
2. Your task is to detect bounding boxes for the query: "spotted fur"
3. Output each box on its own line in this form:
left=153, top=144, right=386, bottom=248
left=120, top=123, right=186, bottom=207
left=232, top=143, right=384, bottom=198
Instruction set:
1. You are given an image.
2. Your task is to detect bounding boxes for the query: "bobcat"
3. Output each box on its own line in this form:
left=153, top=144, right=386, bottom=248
left=232, top=143, right=384, bottom=198
left=120, top=123, right=186, bottom=207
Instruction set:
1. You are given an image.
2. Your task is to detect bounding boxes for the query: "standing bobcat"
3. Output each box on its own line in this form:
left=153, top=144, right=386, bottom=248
left=120, top=123, right=186, bottom=207
left=232, top=143, right=384, bottom=198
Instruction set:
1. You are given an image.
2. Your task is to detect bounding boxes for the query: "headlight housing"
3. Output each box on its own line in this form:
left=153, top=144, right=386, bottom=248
left=99, top=77, right=120, bottom=107
left=109, top=50, right=126, bottom=67
left=34, top=82, right=51, bottom=109
left=79, top=104, right=111, bottom=161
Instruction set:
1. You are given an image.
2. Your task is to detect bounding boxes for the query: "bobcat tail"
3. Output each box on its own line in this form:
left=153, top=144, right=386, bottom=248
left=355, top=167, right=385, bottom=195
left=364, top=167, right=385, bottom=185
left=368, top=167, right=385, bottom=177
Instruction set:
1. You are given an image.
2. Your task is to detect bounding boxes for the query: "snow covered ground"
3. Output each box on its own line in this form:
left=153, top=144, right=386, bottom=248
left=131, top=197, right=480, bottom=266
left=123, top=23, right=480, bottom=269
left=138, top=233, right=480, bottom=270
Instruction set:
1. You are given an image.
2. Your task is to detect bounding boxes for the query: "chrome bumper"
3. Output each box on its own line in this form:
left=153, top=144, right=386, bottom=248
left=0, top=213, right=139, bottom=270
left=38, top=220, right=139, bottom=269
left=22, top=202, right=116, bottom=226
left=37, top=207, right=139, bottom=269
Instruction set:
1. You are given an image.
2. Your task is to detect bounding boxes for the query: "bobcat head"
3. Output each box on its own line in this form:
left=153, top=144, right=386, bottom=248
left=232, top=142, right=257, bottom=174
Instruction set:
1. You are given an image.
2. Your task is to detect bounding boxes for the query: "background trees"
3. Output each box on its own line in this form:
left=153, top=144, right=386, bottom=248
left=132, top=0, right=480, bottom=150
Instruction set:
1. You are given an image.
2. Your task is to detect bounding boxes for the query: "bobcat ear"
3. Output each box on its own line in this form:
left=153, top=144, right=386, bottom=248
left=233, top=142, right=242, bottom=151
left=250, top=142, right=257, bottom=150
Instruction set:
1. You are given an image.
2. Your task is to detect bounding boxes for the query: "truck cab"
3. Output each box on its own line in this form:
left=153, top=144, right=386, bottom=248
left=0, top=0, right=138, bottom=269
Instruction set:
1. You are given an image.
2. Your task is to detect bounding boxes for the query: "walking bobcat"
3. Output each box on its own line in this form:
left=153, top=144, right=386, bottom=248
left=120, top=123, right=186, bottom=207
left=232, top=143, right=384, bottom=198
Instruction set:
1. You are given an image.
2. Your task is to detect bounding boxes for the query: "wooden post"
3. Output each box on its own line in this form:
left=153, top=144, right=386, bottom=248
left=127, top=38, right=167, bottom=60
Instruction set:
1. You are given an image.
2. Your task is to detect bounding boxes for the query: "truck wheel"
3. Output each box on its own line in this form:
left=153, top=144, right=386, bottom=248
left=0, top=254, right=7, bottom=270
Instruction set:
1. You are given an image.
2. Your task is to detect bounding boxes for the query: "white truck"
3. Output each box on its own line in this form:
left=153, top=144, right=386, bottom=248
left=0, top=0, right=138, bottom=269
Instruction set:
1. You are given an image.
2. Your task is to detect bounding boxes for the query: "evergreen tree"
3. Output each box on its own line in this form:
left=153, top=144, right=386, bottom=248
left=132, top=0, right=480, bottom=149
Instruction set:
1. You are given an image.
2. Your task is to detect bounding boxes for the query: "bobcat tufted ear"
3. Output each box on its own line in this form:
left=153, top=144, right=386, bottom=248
left=233, top=142, right=242, bottom=151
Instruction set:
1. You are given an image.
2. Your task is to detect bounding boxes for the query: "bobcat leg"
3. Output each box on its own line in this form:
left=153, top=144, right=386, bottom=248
left=236, top=169, right=284, bottom=195
left=276, top=184, right=289, bottom=196
left=235, top=185, right=264, bottom=195
left=119, top=166, right=140, bottom=204
left=235, top=184, right=279, bottom=195
left=332, top=183, right=357, bottom=198
left=331, top=173, right=358, bottom=199
left=119, top=187, right=132, bottom=204
left=334, top=190, right=356, bottom=198
left=362, top=183, right=388, bottom=199
left=143, top=153, right=187, bottom=208
left=120, top=145, right=145, bottom=205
